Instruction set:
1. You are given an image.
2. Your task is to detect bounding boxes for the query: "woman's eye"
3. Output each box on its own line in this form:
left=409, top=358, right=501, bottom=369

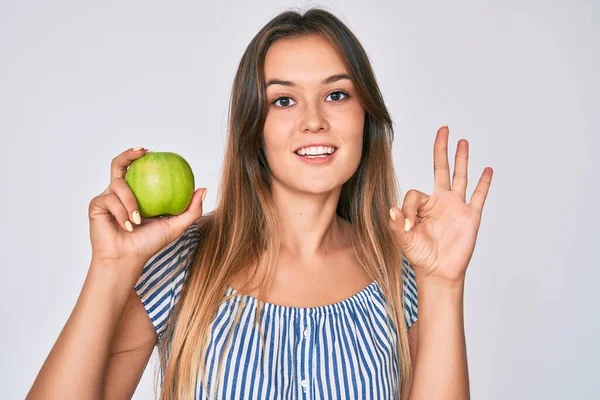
left=326, top=91, right=349, bottom=102
left=272, top=97, right=296, bottom=108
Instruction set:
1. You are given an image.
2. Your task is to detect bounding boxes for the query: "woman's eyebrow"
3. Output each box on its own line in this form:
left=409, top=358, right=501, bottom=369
left=265, top=73, right=352, bottom=88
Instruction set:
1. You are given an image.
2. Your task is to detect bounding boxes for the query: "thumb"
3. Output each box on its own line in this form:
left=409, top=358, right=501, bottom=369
left=389, top=206, right=413, bottom=248
left=163, top=188, right=206, bottom=239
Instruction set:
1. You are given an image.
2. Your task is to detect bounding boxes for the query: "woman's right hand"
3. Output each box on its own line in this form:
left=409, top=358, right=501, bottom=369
left=88, top=147, right=206, bottom=273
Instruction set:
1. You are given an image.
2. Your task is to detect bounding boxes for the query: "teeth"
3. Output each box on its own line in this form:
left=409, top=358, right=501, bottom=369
left=296, top=146, right=336, bottom=156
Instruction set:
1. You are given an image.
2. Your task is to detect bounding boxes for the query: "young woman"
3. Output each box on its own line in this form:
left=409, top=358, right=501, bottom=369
left=28, top=7, right=493, bottom=400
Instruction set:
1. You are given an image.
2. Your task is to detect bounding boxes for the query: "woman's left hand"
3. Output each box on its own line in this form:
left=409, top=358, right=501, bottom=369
left=389, top=125, right=494, bottom=285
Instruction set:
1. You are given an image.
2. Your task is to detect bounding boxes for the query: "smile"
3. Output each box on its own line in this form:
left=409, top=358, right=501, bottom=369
left=295, top=148, right=338, bottom=165
left=295, top=145, right=337, bottom=155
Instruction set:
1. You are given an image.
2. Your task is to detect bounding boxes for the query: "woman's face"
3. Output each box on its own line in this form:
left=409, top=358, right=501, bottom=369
left=262, top=34, right=365, bottom=195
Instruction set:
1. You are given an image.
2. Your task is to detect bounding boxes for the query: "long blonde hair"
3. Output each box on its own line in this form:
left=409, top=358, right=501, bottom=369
left=154, top=6, right=412, bottom=399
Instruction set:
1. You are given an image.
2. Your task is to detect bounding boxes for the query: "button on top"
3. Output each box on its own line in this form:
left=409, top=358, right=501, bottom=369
left=301, top=379, right=309, bottom=387
left=303, top=328, right=310, bottom=338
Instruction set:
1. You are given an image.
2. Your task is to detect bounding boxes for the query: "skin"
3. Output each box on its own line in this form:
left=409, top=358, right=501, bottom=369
left=262, top=33, right=365, bottom=259
left=233, top=33, right=375, bottom=308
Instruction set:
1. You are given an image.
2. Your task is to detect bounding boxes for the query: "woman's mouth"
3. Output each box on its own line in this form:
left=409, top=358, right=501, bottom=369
left=294, top=147, right=338, bottom=164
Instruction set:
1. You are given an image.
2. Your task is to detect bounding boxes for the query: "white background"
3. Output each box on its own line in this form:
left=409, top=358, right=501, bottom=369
left=1, top=0, right=598, bottom=398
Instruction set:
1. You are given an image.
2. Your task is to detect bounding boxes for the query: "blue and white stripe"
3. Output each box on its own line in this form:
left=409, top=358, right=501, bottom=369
left=134, top=224, right=201, bottom=340
left=135, top=224, right=419, bottom=399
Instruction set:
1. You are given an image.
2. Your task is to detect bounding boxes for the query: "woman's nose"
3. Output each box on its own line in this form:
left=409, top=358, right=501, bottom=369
left=299, top=103, right=329, bottom=133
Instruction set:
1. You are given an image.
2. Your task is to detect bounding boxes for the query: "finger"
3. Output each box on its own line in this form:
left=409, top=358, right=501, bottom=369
left=433, top=125, right=451, bottom=192
left=469, top=167, right=493, bottom=213
left=401, top=189, right=429, bottom=230
left=95, top=193, right=134, bottom=232
left=389, top=206, right=414, bottom=250
left=162, top=188, right=207, bottom=241
left=110, top=178, right=142, bottom=225
left=110, top=147, right=148, bottom=182
left=451, top=139, right=469, bottom=201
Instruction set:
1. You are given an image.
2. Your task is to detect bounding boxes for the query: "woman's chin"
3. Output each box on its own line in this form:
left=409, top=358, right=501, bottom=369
left=271, top=174, right=344, bottom=195
left=296, top=183, right=341, bottom=195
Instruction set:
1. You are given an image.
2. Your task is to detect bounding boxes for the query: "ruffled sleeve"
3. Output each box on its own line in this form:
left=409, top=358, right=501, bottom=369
left=134, top=223, right=201, bottom=340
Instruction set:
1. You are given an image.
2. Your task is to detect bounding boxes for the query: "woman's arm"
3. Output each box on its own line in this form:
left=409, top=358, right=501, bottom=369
left=408, top=277, right=470, bottom=400
left=27, top=259, right=152, bottom=399
left=401, top=320, right=419, bottom=400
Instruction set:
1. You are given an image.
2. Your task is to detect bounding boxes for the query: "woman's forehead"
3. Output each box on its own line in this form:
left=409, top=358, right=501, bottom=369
left=264, top=35, right=349, bottom=87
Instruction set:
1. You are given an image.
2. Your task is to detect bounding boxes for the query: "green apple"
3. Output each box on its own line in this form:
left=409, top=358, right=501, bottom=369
left=124, top=151, right=195, bottom=218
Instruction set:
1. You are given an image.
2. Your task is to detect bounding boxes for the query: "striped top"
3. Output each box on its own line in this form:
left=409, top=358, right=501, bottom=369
left=135, top=223, right=419, bottom=399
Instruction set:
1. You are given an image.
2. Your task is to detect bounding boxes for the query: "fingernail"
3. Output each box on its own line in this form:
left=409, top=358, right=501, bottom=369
left=125, top=220, right=134, bottom=232
left=201, top=188, right=207, bottom=202
left=133, top=147, right=144, bottom=151
left=404, top=218, right=411, bottom=232
left=389, top=208, right=397, bottom=221
left=132, top=211, right=141, bottom=225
